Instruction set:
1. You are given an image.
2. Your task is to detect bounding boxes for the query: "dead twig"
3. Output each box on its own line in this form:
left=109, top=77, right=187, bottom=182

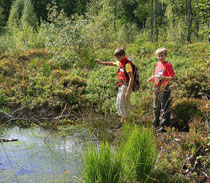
left=0, top=109, right=13, bottom=118
left=0, top=106, right=28, bottom=129
left=154, top=146, right=163, bottom=168
left=11, top=106, right=27, bottom=116
left=44, top=104, right=67, bottom=141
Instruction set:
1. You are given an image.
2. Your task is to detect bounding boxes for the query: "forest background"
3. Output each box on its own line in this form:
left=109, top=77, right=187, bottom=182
left=0, top=0, right=209, bottom=182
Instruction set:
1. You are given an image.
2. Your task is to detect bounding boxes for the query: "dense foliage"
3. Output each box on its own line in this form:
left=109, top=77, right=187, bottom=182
left=0, top=0, right=209, bottom=182
left=0, top=0, right=209, bottom=41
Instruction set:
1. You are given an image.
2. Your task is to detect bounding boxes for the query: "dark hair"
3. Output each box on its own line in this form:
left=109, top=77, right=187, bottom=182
left=114, top=48, right=125, bottom=57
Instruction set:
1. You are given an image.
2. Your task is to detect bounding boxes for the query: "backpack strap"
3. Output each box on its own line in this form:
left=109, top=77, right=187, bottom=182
left=122, top=60, right=133, bottom=79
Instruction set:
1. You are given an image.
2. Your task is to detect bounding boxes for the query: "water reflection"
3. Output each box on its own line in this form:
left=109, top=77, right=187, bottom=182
left=0, top=126, right=91, bottom=183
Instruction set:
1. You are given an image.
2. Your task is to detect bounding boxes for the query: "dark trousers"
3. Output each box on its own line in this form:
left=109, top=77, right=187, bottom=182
left=152, top=86, right=172, bottom=128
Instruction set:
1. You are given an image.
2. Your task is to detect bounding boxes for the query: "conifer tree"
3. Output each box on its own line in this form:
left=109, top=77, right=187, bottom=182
left=0, top=6, right=5, bottom=28
left=0, top=0, right=13, bottom=28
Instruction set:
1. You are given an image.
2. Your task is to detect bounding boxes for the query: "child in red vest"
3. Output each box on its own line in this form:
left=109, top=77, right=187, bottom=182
left=95, top=48, right=134, bottom=125
left=147, top=47, right=175, bottom=133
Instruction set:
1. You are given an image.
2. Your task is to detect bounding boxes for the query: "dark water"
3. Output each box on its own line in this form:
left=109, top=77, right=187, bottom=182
left=0, top=126, right=93, bottom=183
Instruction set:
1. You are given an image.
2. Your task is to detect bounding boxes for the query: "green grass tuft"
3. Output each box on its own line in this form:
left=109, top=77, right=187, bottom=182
left=82, top=141, right=121, bottom=183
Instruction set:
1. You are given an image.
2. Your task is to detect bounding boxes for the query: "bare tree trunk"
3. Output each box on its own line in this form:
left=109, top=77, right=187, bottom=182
left=155, top=0, right=158, bottom=42
left=151, top=0, right=154, bottom=41
left=187, top=0, right=192, bottom=43
left=113, top=0, right=116, bottom=32
left=208, top=21, right=210, bottom=42
left=196, top=21, right=199, bottom=41
left=172, top=13, right=175, bottom=28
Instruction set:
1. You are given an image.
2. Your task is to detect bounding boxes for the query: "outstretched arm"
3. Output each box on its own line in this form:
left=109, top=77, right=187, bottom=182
left=95, top=59, right=116, bottom=66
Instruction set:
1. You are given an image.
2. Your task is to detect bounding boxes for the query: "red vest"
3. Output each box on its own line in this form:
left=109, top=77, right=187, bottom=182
left=117, top=57, right=132, bottom=85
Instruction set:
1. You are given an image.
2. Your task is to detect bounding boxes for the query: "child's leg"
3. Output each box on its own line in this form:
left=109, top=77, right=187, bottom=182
left=116, top=88, right=122, bottom=117
left=160, top=87, right=172, bottom=127
left=120, top=117, right=124, bottom=123
left=116, top=85, right=128, bottom=122
left=152, top=89, right=161, bottom=127
left=121, top=117, right=127, bottom=123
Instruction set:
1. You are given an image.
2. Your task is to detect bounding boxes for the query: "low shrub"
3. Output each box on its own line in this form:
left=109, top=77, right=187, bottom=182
left=94, top=48, right=114, bottom=63
left=0, top=89, right=6, bottom=107
left=0, top=51, right=88, bottom=113
left=130, top=92, right=153, bottom=125
left=151, top=169, right=189, bottom=183
left=180, top=124, right=207, bottom=154
left=133, top=40, right=156, bottom=58
left=176, top=66, right=209, bottom=98
left=85, top=66, right=118, bottom=114
left=0, top=31, right=14, bottom=53
left=172, top=98, right=202, bottom=129
left=181, top=42, right=209, bottom=56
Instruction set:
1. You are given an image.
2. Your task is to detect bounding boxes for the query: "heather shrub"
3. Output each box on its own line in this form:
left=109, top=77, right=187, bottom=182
left=85, top=66, right=118, bottom=114
left=0, top=51, right=87, bottom=111
left=176, top=66, right=209, bottom=98
left=172, top=98, right=202, bottom=129
left=0, top=89, right=6, bottom=107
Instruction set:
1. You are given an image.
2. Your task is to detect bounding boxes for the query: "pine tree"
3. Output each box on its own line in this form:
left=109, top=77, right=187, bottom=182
left=0, top=6, right=5, bottom=27
left=0, top=0, right=13, bottom=28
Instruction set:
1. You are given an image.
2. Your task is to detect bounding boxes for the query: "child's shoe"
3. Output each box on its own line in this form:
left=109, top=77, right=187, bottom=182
left=115, top=123, right=122, bottom=129
left=156, top=126, right=167, bottom=133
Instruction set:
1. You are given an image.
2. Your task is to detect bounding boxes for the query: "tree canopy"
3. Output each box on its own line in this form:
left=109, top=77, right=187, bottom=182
left=0, top=0, right=209, bottom=42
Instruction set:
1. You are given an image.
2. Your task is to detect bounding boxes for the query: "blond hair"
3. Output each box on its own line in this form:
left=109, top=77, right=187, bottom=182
left=155, top=47, right=167, bottom=56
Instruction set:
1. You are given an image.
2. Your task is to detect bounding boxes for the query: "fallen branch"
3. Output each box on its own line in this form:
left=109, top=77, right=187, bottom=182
left=0, top=139, right=18, bottom=142
left=0, top=110, right=13, bottom=118
left=0, top=115, right=27, bottom=130
left=38, top=114, right=73, bottom=121
left=11, top=106, right=27, bottom=116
